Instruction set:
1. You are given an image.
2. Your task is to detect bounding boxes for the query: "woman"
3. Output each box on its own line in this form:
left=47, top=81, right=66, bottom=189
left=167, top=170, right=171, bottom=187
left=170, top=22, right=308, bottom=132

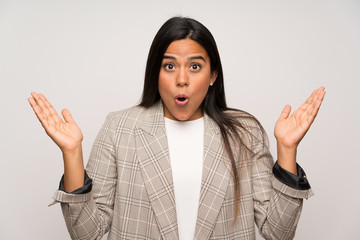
left=28, top=17, right=325, bottom=239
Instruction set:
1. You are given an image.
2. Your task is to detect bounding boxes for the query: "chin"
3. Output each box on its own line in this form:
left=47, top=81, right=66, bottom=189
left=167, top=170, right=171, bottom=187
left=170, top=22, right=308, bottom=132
left=174, top=115, right=191, bottom=121
left=171, top=111, right=193, bottom=121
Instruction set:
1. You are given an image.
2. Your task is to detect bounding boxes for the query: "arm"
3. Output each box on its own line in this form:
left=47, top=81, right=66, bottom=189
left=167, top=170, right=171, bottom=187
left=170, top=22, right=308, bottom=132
left=274, top=87, right=326, bottom=174
left=29, top=92, right=116, bottom=239
left=28, top=92, right=84, bottom=192
left=50, top=113, right=118, bottom=240
left=253, top=87, right=325, bottom=239
left=252, top=146, right=312, bottom=239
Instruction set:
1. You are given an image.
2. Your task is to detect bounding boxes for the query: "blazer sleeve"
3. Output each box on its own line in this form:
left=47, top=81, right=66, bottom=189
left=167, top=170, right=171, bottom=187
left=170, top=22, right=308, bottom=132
left=251, top=128, right=314, bottom=240
left=49, top=112, right=118, bottom=240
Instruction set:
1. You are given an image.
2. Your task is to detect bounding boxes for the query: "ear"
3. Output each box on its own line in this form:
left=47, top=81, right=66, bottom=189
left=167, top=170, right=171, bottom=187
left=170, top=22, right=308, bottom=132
left=210, top=71, right=218, bottom=85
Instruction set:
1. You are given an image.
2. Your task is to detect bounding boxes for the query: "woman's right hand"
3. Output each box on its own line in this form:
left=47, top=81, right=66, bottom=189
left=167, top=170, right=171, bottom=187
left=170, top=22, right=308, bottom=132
left=28, top=92, right=83, bottom=153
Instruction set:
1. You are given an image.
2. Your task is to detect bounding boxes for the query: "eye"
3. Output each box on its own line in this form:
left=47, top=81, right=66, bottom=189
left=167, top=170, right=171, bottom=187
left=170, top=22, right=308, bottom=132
left=190, top=63, right=201, bottom=71
left=164, top=63, right=175, bottom=71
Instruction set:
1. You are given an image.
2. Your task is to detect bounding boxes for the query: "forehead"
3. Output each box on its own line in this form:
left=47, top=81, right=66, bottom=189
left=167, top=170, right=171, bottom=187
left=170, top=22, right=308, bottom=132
left=164, top=39, right=209, bottom=58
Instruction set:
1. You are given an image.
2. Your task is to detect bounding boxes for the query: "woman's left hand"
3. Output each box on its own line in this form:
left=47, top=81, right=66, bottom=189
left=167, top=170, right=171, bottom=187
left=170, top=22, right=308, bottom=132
left=274, top=87, right=326, bottom=148
left=274, top=87, right=325, bottom=174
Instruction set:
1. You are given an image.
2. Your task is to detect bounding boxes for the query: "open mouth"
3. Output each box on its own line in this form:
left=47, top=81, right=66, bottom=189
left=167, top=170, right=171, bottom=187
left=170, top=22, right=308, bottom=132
left=175, top=95, right=189, bottom=106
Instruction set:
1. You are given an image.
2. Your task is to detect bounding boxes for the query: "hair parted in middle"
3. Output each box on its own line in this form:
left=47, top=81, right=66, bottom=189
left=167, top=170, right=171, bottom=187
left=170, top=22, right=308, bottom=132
left=139, top=16, right=267, bottom=222
left=140, top=16, right=224, bottom=109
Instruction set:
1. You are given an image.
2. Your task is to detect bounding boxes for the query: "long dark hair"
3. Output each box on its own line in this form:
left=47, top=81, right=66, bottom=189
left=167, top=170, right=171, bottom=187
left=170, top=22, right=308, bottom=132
left=139, top=17, right=266, bottom=221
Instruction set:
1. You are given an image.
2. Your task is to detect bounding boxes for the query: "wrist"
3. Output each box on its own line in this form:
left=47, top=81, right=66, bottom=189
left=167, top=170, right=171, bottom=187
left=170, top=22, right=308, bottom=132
left=61, top=144, right=82, bottom=156
left=275, top=135, right=299, bottom=149
left=62, top=145, right=84, bottom=171
left=277, top=142, right=298, bottom=175
left=62, top=145, right=85, bottom=192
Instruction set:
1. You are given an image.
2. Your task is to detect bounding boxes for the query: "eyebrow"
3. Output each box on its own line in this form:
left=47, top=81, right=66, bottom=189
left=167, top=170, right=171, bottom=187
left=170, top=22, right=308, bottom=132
left=163, top=55, right=206, bottom=63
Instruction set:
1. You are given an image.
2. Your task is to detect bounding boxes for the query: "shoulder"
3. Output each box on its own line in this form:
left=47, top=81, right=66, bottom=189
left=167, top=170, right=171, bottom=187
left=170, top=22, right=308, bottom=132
left=110, top=105, right=147, bottom=120
left=104, top=105, right=148, bottom=131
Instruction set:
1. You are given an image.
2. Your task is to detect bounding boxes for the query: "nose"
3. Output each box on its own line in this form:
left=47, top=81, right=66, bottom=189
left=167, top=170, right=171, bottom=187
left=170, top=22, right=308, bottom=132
left=176, top=67, right=188, bottom=87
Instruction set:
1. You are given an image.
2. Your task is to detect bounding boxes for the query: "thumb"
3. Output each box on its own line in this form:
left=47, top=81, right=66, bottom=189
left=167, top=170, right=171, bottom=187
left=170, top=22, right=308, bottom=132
left=62, top=108, right=75, bottom=123
left=279, top=105, right=291, bottom=120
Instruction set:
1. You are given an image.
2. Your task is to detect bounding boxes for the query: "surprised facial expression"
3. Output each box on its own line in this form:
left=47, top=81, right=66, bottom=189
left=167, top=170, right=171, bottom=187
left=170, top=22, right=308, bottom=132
left=158, top=38, right=217, bottom=121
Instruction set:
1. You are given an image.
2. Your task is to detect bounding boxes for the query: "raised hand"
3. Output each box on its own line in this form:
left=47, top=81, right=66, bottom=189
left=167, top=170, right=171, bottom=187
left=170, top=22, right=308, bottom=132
left=274, top=87, right=326, bottom=174
left=28, top=92, right=83, bottom=153
left=29, top=92, right=85, bottom=192
left=275, top=87, right=326, bottom=148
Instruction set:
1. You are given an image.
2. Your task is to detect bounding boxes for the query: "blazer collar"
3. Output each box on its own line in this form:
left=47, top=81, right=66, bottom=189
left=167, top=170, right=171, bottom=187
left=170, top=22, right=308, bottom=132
left=137, top=101, right=230, bottom=240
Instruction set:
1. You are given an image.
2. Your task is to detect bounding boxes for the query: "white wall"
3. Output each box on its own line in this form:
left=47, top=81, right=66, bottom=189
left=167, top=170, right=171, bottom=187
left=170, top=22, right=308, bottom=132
left=1, top=0, right=359, bottom=239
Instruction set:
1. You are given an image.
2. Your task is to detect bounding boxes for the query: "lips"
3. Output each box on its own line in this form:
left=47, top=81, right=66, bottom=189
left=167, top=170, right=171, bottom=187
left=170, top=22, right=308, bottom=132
left=175, top=94, right=189, bottom=106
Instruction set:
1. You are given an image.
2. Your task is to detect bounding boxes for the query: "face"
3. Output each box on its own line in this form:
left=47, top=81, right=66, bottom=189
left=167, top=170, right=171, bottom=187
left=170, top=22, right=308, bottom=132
left=158, top=38, right=217, bottom=121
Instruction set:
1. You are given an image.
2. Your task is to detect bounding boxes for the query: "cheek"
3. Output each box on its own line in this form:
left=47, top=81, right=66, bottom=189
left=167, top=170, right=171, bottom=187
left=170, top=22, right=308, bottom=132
left=158, top=75, right=171, bottom=99
left=194, top=75, right=211, bottom=96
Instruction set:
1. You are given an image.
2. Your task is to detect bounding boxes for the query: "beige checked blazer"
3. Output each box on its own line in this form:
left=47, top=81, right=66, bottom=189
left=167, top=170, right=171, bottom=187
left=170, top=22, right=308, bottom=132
left=50, top=101, right=313, bottom=240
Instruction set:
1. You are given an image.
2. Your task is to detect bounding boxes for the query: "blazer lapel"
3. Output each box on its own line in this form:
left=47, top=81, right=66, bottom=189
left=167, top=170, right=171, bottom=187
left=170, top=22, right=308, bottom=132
left=135, top=101, right=179, bottom=240
left=194, top=113, right=231, bottom=240
left=135, top=102, right=231, bottom=240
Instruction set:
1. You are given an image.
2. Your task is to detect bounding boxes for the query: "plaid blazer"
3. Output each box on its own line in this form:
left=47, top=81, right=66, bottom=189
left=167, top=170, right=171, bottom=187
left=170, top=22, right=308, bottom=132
left=50, top=101, right=313, bottom=240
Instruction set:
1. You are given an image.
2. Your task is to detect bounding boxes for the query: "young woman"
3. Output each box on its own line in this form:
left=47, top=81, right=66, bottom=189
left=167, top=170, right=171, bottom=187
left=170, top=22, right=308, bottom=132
left=29, top=17, right=325, bottom=240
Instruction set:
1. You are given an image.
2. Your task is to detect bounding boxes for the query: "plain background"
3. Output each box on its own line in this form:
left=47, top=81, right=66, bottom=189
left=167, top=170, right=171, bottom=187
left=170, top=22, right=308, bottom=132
left=1, top=0, right=359, bottom=239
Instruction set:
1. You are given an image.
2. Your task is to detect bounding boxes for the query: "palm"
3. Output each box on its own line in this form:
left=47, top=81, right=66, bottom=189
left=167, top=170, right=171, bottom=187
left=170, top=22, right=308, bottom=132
left=28, top=92, right=83, bottom=152
left=274, top=87, right=326, bottom=148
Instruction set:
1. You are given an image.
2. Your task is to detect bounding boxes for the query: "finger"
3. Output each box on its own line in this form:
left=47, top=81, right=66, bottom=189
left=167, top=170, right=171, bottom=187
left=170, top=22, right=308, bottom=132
left=28, top=96, right=39, bottom=111
left=303, top=87, right=324, bottom=113
left=311, top=88, right=325, bottom=112
left=307, top=87, right=326, bottom=122
left=316, top=87, right=326, bottom=103
left=304, top=88, right=318, bottom=104
left=314, top=87, right=326, bottom=114
left=290, top=88, right=318, bottom=126
left=28, top=96, right=46, bottom=121
left=299, top=90, right=316, bottom=112
left=34, top=93, right=64, bottom=127
left=38, top=93, right=62, bottom=122
left=279, top=105, right=291, bottom=120
left=305, top=90, right=319, bottom=114
left=38, top=93, right=57, bottom=114
left=309, top=87, right=326, bottom=112
left=31, top=92, right=52, bottom=117
left=62, top=108, right=75, bottom=124
left=28, top=96, right=50, bottom=127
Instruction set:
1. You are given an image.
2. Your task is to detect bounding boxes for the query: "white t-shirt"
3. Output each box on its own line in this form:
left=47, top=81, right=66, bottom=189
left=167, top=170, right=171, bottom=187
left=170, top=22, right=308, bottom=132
left=164, top=117, right=204, bottom=240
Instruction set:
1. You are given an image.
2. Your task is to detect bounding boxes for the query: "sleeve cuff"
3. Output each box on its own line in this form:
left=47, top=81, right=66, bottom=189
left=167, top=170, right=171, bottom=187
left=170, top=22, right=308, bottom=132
left=49, top=189, right=93, bottom=206
left=58, top=171, right=93, bottom=194
left=272, top=161, right=311, bottom=190
left=271, top=175, right=314, bottom=199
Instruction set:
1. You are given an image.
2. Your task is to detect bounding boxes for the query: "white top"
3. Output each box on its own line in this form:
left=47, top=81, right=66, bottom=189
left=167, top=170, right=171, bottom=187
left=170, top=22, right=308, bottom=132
left=164, top=117, right=204, bottom=240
